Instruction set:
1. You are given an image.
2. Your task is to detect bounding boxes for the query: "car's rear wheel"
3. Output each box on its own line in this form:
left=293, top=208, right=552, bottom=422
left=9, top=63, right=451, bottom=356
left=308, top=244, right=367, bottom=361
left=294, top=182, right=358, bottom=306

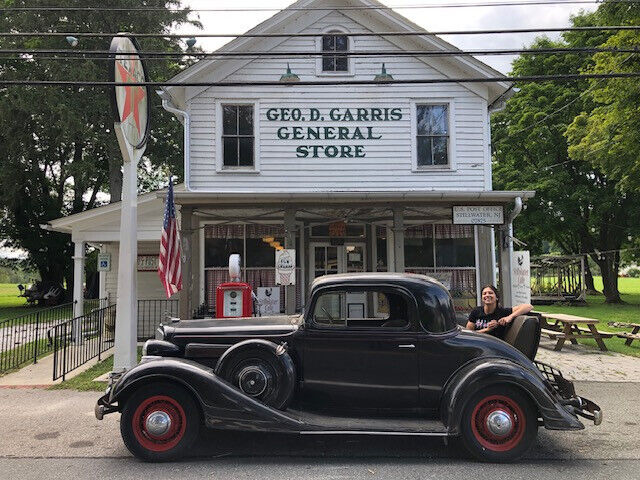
left=217, top=348, right=295, bottom=410
left=460, top=385, right=538, bottom=462
left=120, top=382, right=200, bottom=462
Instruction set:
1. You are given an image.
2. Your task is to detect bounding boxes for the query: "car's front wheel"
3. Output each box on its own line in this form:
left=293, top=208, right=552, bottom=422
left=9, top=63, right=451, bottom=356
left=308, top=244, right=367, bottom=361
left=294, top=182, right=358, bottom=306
left=120, top=382, right=200, bottom=462
left=460, top=385, right=538, bottom=462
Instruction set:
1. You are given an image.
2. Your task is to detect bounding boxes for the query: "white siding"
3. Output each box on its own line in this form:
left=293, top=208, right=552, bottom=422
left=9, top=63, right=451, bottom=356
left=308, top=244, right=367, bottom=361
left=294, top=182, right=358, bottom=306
left=103, top=242, right=166, bottom=303
left=186, top=11, right=490, bottom=192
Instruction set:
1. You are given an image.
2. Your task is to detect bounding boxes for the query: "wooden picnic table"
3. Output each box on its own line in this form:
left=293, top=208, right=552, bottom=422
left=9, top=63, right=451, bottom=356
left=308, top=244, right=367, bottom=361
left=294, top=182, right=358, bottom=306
left=607, top=322, right=640, bottom=346
left=534, top=311, right=612, bottom=352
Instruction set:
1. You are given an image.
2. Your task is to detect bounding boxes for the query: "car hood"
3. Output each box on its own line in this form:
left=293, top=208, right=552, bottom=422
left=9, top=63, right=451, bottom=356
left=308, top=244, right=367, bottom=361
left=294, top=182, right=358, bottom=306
left=159, top=315, right=303, bottom=341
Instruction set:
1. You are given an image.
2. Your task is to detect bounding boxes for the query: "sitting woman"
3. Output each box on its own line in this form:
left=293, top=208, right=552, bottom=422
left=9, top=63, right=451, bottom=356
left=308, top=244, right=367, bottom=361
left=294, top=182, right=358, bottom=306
left=466, top=285, right=533, bottom=340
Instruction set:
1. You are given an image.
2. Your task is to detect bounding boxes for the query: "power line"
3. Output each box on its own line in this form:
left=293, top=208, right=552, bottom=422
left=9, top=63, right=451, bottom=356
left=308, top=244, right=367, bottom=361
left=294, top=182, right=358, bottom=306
left=1, top=25, right=640, bottom=39
left=1, top=46, right=638, bottom=60
left=2, top=72, right=640, bottom=87
left=0, top=0, right=633, bottom=12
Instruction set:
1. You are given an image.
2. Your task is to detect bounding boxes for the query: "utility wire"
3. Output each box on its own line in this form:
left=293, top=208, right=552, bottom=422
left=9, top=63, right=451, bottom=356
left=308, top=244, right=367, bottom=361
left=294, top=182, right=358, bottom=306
left=2, top=25, right=640, bottom=39
left=2, top=72, right=640, bottom=87
left=1, top=46, right=639, bottom=60
left=0, top=0, right=635, bottom=12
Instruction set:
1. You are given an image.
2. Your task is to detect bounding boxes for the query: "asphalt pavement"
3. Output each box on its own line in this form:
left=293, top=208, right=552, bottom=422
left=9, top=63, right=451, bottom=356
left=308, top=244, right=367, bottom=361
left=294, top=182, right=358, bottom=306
left=0, top=381, right=639, bottom=479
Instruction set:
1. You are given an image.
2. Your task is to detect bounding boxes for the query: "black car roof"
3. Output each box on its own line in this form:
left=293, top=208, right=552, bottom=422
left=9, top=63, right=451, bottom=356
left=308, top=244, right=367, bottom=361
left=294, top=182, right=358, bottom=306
left=310, top=272, right=448, bottom=293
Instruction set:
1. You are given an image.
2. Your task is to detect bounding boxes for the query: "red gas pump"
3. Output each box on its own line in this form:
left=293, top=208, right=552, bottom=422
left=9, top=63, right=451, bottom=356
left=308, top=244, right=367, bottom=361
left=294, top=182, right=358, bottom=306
left=215, top=254, right=253, bottom=318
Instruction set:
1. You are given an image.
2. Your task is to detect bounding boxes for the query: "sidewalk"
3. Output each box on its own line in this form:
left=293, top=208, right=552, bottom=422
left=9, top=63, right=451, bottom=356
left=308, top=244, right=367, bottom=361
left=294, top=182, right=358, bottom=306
left=0, top=347, right=113, bottom=387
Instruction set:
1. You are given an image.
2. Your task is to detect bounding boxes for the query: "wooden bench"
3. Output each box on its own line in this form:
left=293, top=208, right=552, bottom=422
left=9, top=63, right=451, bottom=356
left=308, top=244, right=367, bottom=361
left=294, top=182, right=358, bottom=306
left=541, top=328, right=566, bottom=340
left=607, top=322, right=640, bottom=346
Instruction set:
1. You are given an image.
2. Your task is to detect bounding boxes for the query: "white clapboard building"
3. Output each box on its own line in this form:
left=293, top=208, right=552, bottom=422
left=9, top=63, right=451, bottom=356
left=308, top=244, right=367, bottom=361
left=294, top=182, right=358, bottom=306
left=48, top=0, right=533, bottom=328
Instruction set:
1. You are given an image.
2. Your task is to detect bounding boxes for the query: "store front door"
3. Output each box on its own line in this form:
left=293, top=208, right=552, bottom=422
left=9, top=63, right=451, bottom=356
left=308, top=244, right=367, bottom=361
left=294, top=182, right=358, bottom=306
left=310, top=242, right=366, bottom=279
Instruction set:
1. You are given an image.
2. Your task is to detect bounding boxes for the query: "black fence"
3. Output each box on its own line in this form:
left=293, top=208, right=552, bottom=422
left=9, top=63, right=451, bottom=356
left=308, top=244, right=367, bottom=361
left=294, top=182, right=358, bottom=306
left=137, top=299, right=179, bottom=340
left=0, top=299, right=108, bottom=374
left=52, top=303, right=116, bottom=381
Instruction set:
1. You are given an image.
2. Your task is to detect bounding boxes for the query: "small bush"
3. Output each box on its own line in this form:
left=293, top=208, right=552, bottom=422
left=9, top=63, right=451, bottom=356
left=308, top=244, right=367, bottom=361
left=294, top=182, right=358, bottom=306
left=626, top=267, right=640, bottom=278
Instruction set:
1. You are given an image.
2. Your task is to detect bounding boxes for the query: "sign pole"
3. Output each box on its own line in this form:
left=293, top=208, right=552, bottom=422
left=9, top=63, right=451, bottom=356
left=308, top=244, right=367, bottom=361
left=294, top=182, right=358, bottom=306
left=112, top=128, right=142, bottom=372
left=108, top=35, right=151, bottom=376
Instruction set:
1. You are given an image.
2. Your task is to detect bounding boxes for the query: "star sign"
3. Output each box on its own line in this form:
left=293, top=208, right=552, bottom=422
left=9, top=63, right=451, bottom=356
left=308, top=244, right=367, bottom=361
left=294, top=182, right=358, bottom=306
left=116, top=58, right=146, bottom=135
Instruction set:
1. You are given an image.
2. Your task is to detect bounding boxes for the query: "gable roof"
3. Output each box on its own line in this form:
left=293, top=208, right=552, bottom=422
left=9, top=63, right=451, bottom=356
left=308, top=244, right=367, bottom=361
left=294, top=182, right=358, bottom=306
left=163, top=0, right=511, bottom=106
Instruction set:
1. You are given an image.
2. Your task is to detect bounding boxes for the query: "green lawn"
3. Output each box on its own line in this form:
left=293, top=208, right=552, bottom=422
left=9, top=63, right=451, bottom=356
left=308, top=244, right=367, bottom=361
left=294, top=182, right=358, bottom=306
left=539, top=277, right=640, bottom=357
left=0, top=283, right=40, bottom=321
left=50, top=347, right=142, bottom=392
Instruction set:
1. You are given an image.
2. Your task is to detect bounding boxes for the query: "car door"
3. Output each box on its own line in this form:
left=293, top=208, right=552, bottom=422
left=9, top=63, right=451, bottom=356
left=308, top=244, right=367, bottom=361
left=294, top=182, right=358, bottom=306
left=299, top=287, right=420, bottom=411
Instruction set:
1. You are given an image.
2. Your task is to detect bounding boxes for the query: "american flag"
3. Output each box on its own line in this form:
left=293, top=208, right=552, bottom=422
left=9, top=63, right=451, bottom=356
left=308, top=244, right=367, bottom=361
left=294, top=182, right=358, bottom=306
left=158, top=177, right=182, bottom=298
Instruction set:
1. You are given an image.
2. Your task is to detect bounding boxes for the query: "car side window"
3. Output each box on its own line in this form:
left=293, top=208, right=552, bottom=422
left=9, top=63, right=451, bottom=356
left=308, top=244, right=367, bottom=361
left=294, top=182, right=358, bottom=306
left=312, top=290, right=409, bottom=329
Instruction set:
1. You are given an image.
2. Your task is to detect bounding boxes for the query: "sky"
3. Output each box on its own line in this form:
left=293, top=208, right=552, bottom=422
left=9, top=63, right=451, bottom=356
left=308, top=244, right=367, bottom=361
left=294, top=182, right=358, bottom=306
left=179, top=0, right=599, bottom=74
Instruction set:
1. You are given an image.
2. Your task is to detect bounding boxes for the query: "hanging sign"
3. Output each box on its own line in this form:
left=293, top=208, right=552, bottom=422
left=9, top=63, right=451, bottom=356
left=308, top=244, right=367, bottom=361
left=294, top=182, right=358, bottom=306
left=97, top=253, right=111, bottom=272
left=275, top=249, right=296, bottom=285
left=453, top=206, right=504, bottom=225
left=257, top=287, right=281, bottom=316
left=512, top=251, right=531, bottom=305
left=329, top=221, right=347, bottom=237
left=109, top=35, right=151, bottom=150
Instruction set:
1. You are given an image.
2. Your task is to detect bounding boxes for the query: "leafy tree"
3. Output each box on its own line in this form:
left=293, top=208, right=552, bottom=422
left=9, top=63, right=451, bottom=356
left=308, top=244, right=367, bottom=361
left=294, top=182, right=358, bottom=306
left=566, top=3, right=640, bottom=192
left=0, top=0, right=199, bottom=291
left=492, top=17, right=640, bottom=303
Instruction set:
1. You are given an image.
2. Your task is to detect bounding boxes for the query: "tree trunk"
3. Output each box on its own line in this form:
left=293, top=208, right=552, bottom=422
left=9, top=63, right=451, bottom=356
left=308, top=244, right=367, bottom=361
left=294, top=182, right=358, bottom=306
left=108, top=158, right=122, bottom=203
left=583, top=257, right=598, bottom=294
left=593, top=252, right=623, bottom=304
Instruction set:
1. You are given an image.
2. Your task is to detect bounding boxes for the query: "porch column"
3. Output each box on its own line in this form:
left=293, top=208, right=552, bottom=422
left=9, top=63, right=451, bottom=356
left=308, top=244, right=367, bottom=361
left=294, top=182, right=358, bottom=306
left=179, top=206, right=193, bottom=319
left=284, top=208, right=296, bottom=314
left=98, top=245, right=107, bottom=302
left=392, top=207, right=405, bottom=273
left=498, top=223, right=514, bottom=307
left=72, top=240, right=85, bottom=343
left=191, top=210, right=200, bottom=312
left=476, top=226, right=495, bottom=291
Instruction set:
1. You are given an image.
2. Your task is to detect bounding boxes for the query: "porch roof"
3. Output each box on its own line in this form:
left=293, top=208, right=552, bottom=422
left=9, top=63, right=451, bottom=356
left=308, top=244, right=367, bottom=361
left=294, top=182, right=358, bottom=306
left=170, top=190, right=535, bottom=207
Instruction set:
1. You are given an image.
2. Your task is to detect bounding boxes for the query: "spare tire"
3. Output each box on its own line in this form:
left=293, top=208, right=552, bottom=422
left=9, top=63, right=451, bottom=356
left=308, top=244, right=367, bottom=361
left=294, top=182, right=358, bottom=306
left=215, top=341, right=296, bottom=410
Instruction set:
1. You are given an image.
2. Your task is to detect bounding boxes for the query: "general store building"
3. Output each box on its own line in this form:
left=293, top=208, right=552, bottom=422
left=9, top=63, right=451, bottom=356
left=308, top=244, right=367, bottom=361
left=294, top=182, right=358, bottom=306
left=48, top=0, right=534, bottom=324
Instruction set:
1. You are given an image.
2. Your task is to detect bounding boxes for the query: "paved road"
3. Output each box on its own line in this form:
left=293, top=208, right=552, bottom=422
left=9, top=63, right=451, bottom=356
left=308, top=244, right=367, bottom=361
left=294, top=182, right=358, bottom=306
left=1, top=382, right=639, bottom=479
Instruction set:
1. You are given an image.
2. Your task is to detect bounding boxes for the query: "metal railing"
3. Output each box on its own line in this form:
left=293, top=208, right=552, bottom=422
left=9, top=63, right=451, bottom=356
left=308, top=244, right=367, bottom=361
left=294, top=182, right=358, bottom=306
left=51, top=303, right=116, bottom=381
left=137, top=299, right=179, bottom=340
left=0, top=298, right=108, bottom=374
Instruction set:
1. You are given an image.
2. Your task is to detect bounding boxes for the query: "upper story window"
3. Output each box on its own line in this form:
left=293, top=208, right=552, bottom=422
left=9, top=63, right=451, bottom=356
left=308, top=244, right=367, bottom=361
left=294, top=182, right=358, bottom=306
left=416, top=104, right=449, bottom=167
left=222, top=104, right=254, bottom=167
left=322, top=31, right=349, bottom=72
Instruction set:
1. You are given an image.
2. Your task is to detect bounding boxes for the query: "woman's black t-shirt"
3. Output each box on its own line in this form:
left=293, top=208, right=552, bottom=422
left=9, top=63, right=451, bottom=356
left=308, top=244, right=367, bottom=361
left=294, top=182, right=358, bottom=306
left=467, top=306, right=513, bottom=338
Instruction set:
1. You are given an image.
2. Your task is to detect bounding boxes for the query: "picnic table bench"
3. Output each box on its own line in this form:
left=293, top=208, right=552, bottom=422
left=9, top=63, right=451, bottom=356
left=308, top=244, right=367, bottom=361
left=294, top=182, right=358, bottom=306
left=607, top=322, right=640, bottom=346
left=533, top=311, right=613, bottom=352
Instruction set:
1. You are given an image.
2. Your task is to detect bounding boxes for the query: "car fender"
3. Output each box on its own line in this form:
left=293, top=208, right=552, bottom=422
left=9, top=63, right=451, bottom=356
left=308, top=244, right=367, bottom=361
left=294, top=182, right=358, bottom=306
left=109, top=357, right=303, bottom=432
left=213, top=338, right=294, bottom=375
left=440, top=357, right=584, bottom=435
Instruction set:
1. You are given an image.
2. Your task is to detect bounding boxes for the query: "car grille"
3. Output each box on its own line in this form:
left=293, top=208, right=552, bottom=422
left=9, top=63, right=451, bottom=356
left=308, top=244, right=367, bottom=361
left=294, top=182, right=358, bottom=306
left=534, top=361, right=576, bottom=399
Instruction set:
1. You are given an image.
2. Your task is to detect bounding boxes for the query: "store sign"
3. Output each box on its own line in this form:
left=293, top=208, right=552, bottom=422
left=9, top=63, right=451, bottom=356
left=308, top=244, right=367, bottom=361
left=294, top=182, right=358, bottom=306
left=266, top=107, right=403, bottom=158
left=453, top=206, right=504, bottom=225
left=97, top=253, right=111, bottom=272
left=257, top=287, right=281, bottom=316
left=137, top=255, right=159, bottom=272
left=275, top=249, right=296, bottom=285
left=512, top=251, right=531, bottom=305
left=329, top=221, right=347, bottom=237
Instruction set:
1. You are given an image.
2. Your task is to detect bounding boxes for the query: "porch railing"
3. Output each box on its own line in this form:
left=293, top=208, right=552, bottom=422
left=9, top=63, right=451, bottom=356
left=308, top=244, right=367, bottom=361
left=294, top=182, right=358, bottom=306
left=137, top=299, right=179, bottom=340
left=0, top=298, right=108, bottom=374
left=51, top=303, right=116, bottom=381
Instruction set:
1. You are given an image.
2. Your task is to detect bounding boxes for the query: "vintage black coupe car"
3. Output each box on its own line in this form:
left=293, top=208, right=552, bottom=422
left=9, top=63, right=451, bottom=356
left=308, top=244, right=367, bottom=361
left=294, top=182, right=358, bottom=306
left=96, top=273, right=601, bottom=462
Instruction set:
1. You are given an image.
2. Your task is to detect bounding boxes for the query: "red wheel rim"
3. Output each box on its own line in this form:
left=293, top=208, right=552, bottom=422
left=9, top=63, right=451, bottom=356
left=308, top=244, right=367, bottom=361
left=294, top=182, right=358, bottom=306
left=470, top=394, right=526, bottom=452
left=131, top=395, right=187, bottom=452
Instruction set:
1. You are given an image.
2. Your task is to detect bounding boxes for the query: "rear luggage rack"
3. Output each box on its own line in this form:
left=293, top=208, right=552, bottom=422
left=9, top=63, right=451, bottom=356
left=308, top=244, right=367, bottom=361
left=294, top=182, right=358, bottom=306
left=534, top=361, right=576, bottom=399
